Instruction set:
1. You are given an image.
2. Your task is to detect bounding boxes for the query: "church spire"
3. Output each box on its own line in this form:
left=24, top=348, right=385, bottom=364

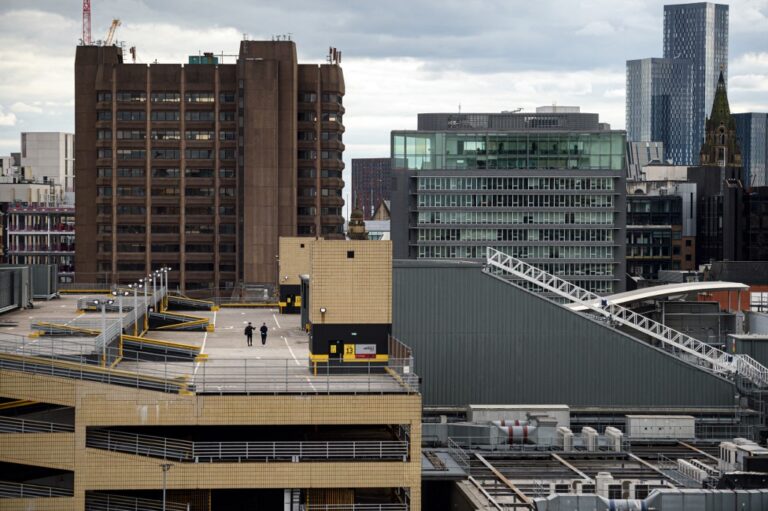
left=698, top=68, right=741, bottom=167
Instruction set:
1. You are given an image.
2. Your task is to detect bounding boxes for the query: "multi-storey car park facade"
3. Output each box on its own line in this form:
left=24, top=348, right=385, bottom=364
left=74, top=40, right=345, bottom=294
left=391, top=112, right=627, bottom=295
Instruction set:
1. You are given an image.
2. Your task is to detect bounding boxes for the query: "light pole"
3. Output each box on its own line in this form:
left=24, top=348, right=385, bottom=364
left=112, top=289, right=130, bottom=333
left=92, top=298, right=114, bottom=367
left=140, top=278, right=149, bottom=331
left=160, top=463, right=172, bottom=510
left=128, top=283, right=141, bottom=336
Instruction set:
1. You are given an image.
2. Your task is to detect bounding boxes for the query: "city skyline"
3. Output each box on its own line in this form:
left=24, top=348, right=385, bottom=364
left=0, top=0, right=766, bottom=168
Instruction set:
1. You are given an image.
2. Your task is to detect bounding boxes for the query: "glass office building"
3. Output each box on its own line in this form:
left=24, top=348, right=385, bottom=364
left=734, top=113, right=768, bottom=187
left=626, top=58, right=694, bottom=165
left=391, top=112, right=627, bottom=295
left=663, top=2, right=729, bottom=161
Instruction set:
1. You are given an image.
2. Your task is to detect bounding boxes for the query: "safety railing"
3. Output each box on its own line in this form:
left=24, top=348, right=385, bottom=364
left=446, top=437, right=471, bottom=469
left=0, top=415, right=74, bottom=434
left=86, top=429, right=409, bottom=462
left=485, top=247, right=768, bottom=388
left=0, top=480, right=73, bottom=498
left=0, top=332, right=418, bottom=395
left=304, top=505, right=408, bottom=511
left=85, top=492, right=187, bottom=511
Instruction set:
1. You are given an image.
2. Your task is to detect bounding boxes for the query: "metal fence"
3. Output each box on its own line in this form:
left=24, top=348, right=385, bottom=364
left=85, top=492, right=187, bottom=511
left=304, top=506, right=408, bottom=511
left=0, top=415, right=74, bottom=434
left=0, top=480, right=73, bottom=498
left=0, top=330, right=419, bottom=395
left=86, top=429, right=409, bottom=462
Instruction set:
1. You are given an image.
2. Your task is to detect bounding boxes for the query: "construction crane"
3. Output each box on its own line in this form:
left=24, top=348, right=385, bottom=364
left=104, top=19, right=121, bottom=46
left=82, top=0, right=91, bottom=45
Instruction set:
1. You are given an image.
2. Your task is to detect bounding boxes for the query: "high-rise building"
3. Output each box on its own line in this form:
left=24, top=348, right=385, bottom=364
left=733, top=113, right=768, bottom=187
left=626, top=141, right=665, bottom=180
left=20, top=132, right=75, bottom=191
left=626, top=3, right=729, bottom=166
left=626, top=58, right=694, bottom=165
left=74, top=41, right=345, bottom=293
left=351, top=157, right=391, bottom=220
left=664, top=2, right=729, bottom=153
left=391, top=110, right=627, bottom=295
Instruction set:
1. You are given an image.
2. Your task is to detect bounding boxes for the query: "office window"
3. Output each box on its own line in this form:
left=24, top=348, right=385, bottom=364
left=185, top=168, right=214, bottom=178
left=219, top=92, right=236, bottom=103
left=152, top=148, right=180, bottom=160
left=151, top=92, right=180, bottom=103
left=97, top=129, right=112, bottom=140
left=185, top=111, right=215, bottom=121
left=97, top=91, right=112, bottom=102
left=151, top=110, right=180, bottom=121
left=185, top=92, right=215, bottom=103
left=116, top=110, right=146, bottom=121
left=219, top=111, right=236, bottom=122
left=116, top=91, right=147, bottom=103
left=97, top=111, right=112, bottom=121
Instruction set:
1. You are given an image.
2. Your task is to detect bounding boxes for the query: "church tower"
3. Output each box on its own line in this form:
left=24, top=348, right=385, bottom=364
left=698, top=70, right=742, bottom=169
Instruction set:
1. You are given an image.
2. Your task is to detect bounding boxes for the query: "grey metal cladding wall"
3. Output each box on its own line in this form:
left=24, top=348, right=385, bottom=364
left=392, top=262, right=736, bottom=407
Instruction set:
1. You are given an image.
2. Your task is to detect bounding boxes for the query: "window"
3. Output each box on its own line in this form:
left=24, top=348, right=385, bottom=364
left=219, top=92, right=235, bottom=103
left=219, top=243, right=236, bottom=253
left=97, top=129, right=112, bottom=140
left=116, top=110, right=146, bottom=121
left=347, top=250, right=355, bottom=259
left=97, top=148, right=111, bottom=159
left=116, top=186, right=145, bottom=197
left=152, top=148, right=180, bottom=160
left=116, top=205, right=145, bottom=215
left=298, top=150, right=317, bottom=160
left=116, top=149, right=146, bottom=160
left=151, top=92, right=180, bottom=103
left=219, top=111, right=235, bottom=122
left=186, top=206, right=214, bottom=216
left=116, top=225, right=146, bottom=234
left=185, top=224, right=214, bottom=234
left=321, top=131, right=342, bottom=141
left=116, top=243, right=146, bottom=253
left=151, top=110, right=180, bottom=121
left=186, top=130, right=215, bottom=141
left=97, top=111, right=112, bottom=121
left=116, top=91, right=146, bottom=103
left=321, top=150, right=341, bottom=160
left=185, top=244, right=213, bottom=253
left=152, top=206, right=179, bottom=215
left=219, top=205, right=236, bottom=215
left=97, top=186, right=112, bottom=197
left=297, top=111, right=316, bottom=122
left=97, top=91, right=112, bottom=102
left=152, top=224, right=179, bottom=234
left=152, top=167, right=179, bottom=178
left=152, top=244, right=180, bottom=253
left=219, top=149, right=236, bottom=160
left=219, top=187, right=235, bottom=197
left=97, top=168, right=112, bottom=178
left=116, top=167, right=145, bottom=178
left=298, top=168, right=316, bottom=178
left=151, top=187, right=179, bottom=197
left=321, top=112, right=341, bottom=123
left=219, top=131, right=236, bottom=141
left=186, top=187, right=214, bottom=197
left=117, top=262, right=146, bottom=272
left=322, top=93, right=342, bottom=104
left=185, top=92, right=215, bottom=103
left=299, top=92, right=317, bottom=102
left=185, top=168, right=214, bottom=178
left=185, top=149, right=214, bottom=159
left=151, top=130, right=180, bottom=141
left=185, top=111, right=214, bottom=121
left=298, top=131, right=316, bottom=141
left=219, top=224, right=235, bottom=234
left=219, top=168, right=235, bottom=178
left=186, top=262, right=215, bottom=272
left=117, top=129, right=146, bottom=140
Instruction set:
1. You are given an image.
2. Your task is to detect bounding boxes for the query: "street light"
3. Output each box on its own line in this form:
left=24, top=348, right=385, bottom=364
left=160, top=463, right=173, bottom=510
left=128, top=283, right=142, bottom=336
left=111, top=289, right=130, bottom=333
left=92, top=298, right=114, bottom=367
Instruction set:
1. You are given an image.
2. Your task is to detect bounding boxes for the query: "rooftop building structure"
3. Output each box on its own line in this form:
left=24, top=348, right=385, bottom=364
left=20, top=132, right=75, bottom=192
left=74, top=40, right=345, bottom=294
left=391, top=110, right=627, bottom=295
left=351, top=157, right=391, bottom=220
left=734, top=112, right=768, bottom=187
left=626, top=141, right=665, bottom=180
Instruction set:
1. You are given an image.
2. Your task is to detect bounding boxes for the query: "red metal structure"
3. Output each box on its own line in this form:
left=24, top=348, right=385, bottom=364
left=82, top=0, right=92, bottom=45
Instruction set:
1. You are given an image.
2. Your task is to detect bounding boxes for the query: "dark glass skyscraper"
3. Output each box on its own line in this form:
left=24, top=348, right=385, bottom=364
left=664, top=2, right=729, bottom=154
left=626, top=3, right=729, bottom=166
left=734, top=113, right=768, bottom=187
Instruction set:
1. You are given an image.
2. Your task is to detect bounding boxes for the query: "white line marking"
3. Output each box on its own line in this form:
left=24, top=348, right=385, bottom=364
left=305, top=376, right=317, bottom=392
left=282, top=335, right=300, bottom=366
left=272, top=314, right=281, bottom=329
left=193, top=310, right=216, bottom=376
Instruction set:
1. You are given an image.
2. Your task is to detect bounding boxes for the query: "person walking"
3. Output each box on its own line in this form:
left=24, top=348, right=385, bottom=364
left=244, top=322, right=254, bottom=347
left=260, top=322, right=269, bottom=346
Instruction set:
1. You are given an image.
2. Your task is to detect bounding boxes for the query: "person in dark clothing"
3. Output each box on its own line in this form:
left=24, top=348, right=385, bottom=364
left=260, top=322, right=268, bottom=345
left=244, top=322, right=254, bottom=346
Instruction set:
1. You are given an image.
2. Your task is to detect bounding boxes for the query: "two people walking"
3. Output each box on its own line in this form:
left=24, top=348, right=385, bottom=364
left=244, top=322, right=269, bottom=347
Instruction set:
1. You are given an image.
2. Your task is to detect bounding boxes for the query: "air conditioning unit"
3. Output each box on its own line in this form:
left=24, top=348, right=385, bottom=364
left=557, top=426, right=573, bottom=451
left=582, top=427, right=598, bottom=452
left=605, top=426, right=624, bottom=452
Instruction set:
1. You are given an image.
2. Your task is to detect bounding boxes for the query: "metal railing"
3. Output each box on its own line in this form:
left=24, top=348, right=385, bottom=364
left=85, top=492, right=187, bottom=511
left=0, top=415, right=74, bottom=434
left=447, top=437, right=471, bottom=469
left=0, top=332, right=418, bottom=395
left=86, top=429, right=409, bottom=462
left=304, top=505, right=408, bottom=511
left=0, top=480, right=73, bottom=498
left=485, top=247, right=768, bottom=388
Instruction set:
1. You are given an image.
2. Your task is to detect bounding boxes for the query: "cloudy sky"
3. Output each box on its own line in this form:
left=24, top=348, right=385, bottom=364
left=0, top=0, right=766, bottom=184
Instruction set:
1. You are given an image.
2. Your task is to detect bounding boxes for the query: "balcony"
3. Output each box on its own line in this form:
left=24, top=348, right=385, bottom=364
left=321, top=196, right=344, bottom=208
left=321, top=177, right=345, bottom=189
left=321, top=215, right=345, bottom=226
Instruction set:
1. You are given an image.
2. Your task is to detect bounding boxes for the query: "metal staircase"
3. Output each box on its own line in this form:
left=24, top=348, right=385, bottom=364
left=485, top=248, right=768, bottom=389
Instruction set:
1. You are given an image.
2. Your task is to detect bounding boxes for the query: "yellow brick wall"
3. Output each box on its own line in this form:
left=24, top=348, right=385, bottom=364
left=309, top=240, right=392, bottom=324
left=0, top=369, right=421, bottom=511
left=279, top=236, right=315, bottom=286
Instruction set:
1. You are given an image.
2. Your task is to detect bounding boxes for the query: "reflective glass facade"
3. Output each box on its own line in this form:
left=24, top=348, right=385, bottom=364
left=626, top=58, right=694, bottom=165
left=663, top=2, right=729, bottom=161
left=734, top=113, right=768, bottom=187
left=391, top=125, right=626, bottom=295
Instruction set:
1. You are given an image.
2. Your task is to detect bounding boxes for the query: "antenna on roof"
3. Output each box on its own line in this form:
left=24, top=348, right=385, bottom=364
left=458, top=103, right=461, bottom=114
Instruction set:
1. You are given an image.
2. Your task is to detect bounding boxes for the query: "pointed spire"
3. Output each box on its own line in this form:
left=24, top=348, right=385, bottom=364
left=707, top=68, right=731, bottom=129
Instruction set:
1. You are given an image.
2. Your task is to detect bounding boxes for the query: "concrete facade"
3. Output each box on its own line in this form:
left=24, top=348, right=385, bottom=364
left=20, top=132, right=75, bottom=192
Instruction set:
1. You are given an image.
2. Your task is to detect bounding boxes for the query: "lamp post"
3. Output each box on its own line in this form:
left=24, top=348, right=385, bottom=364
left=112, top=289, right=130, bottom=333
left=128, top=283, right=141, bottom=336
left=140, top=278, right=148, bottom=331
left=92, top=298, right=114, bottom=367
left=160, top=463, right=173, bottom=510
